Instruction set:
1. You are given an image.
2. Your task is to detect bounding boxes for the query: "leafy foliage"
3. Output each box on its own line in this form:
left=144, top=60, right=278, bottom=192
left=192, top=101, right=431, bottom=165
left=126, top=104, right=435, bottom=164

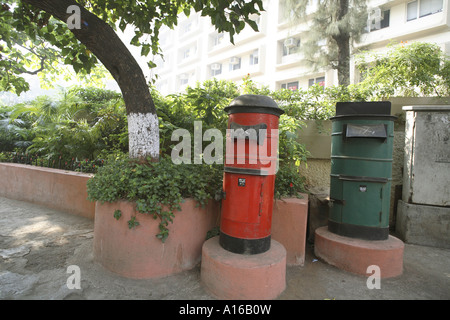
left=1, top=0, right=264, bottom=94
left=274, top=165, right=306, bottom=199
left=0, top=104, right=35, bottom=151
left=0, top=2, right=109, bottom=94
left=356, top=42, right=450, bottom=99
left=155, top=79, right=240, bottom=155
left=87, top=155, right=223, bottom=242
left=0, top=86, right=127, bottom=159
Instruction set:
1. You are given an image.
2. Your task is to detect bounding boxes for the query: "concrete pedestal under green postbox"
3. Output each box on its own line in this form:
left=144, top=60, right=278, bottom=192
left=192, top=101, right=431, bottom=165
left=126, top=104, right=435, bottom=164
left=328, top=102, right=397, bottom=240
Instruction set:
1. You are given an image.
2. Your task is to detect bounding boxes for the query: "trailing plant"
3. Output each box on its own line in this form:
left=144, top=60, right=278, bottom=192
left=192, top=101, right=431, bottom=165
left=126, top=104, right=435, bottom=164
left=86, top=155, right=223, bottom=242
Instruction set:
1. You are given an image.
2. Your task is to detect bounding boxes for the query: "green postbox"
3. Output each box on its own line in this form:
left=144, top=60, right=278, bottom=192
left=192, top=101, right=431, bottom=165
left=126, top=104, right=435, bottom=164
left=328, top=102, right=397, bottom=240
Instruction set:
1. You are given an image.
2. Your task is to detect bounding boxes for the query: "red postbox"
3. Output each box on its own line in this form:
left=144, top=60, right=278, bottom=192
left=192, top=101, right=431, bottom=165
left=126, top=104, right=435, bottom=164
left=219, top=94, right=284, bottom=254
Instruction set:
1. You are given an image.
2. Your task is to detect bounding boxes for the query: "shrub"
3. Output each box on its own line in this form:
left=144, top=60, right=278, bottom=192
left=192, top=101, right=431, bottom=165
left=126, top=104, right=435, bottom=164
left=356, top=42, right=450, bottom=99
left=275, top=165, right=306, bottom=199
left=0, top=87, right=128, bottom=160
left=87, top=155, right=223, bottom=242
left=87, top=153, right=306, bottom=242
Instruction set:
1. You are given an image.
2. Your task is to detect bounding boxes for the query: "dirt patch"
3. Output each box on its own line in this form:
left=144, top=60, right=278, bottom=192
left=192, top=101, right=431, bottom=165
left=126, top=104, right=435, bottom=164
left=25, top=240, right=77, bottom=273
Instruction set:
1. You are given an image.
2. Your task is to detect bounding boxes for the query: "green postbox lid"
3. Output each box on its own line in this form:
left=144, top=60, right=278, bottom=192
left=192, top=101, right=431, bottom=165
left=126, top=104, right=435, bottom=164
left=224, top=94, right=284, bottom=116
left=332, top=101, right=397, bottom=120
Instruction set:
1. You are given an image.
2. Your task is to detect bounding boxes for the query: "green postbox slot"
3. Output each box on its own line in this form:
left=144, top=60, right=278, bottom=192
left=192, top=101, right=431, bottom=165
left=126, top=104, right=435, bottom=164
left=345, top=124, right=387, bottom=139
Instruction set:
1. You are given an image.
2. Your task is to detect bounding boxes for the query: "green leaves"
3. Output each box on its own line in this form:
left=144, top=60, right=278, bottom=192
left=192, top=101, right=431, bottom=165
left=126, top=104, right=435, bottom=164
left=356, top=42, right=450, bottom=99
left=127, top=216, right=140, bottom=229
left=0, top=0, right=265, bottom=96
left=4, top=86, right=127, bottom=160
left=113, top=209, right=122, bottom=220
left=87, top=155, right=223, bottom=242
left=0, top=2, right=107, bottom=94
left=274, top=165, right=306, bottom=199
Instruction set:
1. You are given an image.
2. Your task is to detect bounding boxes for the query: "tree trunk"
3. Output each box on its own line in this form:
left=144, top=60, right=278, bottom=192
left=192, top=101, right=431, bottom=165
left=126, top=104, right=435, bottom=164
left=332, top=0, right=351, bottom=86
left=334, top=34, right=350, bottom=86
left=23, top=0, right=159, bottom=161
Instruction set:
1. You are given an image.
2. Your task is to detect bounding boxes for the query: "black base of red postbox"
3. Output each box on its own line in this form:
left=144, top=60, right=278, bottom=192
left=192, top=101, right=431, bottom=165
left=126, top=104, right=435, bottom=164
left=219, top=231, right=271, bottom=255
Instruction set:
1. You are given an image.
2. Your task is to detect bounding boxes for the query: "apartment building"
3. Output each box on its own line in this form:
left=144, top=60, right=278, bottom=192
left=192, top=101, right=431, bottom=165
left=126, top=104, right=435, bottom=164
left=151, top=0, right=450, bottom=96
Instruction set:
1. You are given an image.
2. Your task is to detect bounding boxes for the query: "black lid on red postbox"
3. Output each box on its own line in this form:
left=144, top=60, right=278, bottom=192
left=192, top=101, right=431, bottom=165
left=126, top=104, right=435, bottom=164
left=224, top=94, right=284, bottom=116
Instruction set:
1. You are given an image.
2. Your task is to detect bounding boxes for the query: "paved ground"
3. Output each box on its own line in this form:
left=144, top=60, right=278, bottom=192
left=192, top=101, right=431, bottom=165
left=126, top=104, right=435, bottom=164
left=1, top=196, right=449, bottom=300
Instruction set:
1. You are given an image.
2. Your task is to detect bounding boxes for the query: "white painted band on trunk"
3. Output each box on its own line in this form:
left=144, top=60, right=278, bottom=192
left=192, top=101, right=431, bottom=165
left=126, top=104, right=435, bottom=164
left=128, top=112, right=159, bottom=159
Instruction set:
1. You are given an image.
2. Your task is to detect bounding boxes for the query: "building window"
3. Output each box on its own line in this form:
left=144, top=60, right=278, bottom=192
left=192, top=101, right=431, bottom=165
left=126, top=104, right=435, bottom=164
left=308, top=77, right=325, bottom=87
left=180, top=14, right=198, bottom=36
left=183, top=22, right=192, bottom=34
left=182, top=48, right=191, bottom=60
left=180, top=45, right=197, bottom=62
left=407, top=1, right=418, bottom=20
left=281, top=81, right=299, bottom=91
left=250, top=50, right=259, bottom=65
left=213, top=33, right=225, bottom=47
left=210, top=63, right=222, bottom=76
left=179, top=76, right=189, bottom=86
left=229, top=57, right=241, bottom=71
left=407, top=0, right=443, bottom=21
left=282, top=38, right=301, bottom=56
left=368, top=8, right=390, bottom=32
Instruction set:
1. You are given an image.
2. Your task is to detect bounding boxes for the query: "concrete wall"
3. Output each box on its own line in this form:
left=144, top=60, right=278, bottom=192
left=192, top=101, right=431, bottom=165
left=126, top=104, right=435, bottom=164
left=395, top=105, right=450, bottom=248
left=397, top=200, right=450, bottom=249
left=402, top=106, right=450, bottom=206
left=0, top=163, right=95, bottom=219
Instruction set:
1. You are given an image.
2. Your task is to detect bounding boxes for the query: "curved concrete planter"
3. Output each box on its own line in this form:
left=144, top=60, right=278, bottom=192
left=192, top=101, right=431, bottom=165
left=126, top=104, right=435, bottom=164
left=94, top=199, right=219, bottom=279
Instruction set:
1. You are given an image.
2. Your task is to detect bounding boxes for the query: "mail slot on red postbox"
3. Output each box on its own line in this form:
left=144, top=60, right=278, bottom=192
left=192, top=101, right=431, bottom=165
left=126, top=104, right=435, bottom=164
left=219, top=94, right=284, bottom=254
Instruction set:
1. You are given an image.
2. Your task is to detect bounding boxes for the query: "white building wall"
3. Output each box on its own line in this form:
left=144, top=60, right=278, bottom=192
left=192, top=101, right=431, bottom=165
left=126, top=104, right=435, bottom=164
left=151, top=0, right=450, bottom=96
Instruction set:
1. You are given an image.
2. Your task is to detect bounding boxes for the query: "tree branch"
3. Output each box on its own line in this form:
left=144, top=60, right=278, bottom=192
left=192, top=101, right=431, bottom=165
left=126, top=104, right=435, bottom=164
left=13, top=56, right=46, bottom=75
left=22, top=0, right=156, bottom=116
left=22, top=0, right=160, bottom=160
left=13, top=43, right=47, bottom=75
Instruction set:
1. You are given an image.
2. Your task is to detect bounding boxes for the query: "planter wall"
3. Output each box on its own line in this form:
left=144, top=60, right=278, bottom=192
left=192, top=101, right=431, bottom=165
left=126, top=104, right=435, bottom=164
left=272, top=195, right=308, bottom=266
left=0, top=163, right=95, bottom=219
left=94, top=196, right=307, bottom=278
left=0, top=162, right=309, bottom=276
left=93, top=199, right=219, bottom=279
